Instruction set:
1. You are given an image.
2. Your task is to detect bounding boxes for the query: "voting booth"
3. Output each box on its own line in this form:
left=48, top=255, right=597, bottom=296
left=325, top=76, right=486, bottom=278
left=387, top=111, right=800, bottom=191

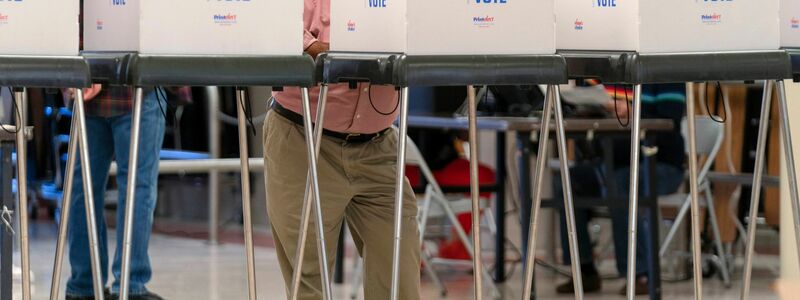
left=0, top=0, right=79, bottom=55
left=782, top=0, right=800, bottom=48
left=84, top=0, right=303, bottom=55
left=331, top=0, right=555, bottom=55
left=556, top=0, right=779, bottom=53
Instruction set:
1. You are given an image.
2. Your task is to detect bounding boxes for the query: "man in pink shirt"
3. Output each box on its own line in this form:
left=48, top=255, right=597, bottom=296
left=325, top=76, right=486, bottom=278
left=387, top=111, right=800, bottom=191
left=263, top=0, right=420, bottom=299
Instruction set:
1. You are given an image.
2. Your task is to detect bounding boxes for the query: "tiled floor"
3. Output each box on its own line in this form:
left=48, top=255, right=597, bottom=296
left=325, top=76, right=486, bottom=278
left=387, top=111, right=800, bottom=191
left=10, top=221, right=781, bottom=300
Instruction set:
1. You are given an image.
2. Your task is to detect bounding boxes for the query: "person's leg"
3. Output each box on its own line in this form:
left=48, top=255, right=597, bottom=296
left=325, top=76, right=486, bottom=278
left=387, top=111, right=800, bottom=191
left=264, top=111, right=353, bottom=300
left=610, top=164, right=683, bottom=277
left=344, top=130, right=420, bottom=300
left=66, top=116, right=115, bottom=297
left=554, top=164, right=604, bottom=293
left=109, top=90, right=165, bottom=295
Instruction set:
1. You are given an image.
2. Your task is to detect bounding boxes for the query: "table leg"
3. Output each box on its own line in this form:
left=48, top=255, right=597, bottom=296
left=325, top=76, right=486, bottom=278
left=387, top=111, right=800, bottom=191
left=741, top=80, right=773, bottom=300
left=494, top=132, right=506, bottom=283
left=646, top=144, right=662, bottom=300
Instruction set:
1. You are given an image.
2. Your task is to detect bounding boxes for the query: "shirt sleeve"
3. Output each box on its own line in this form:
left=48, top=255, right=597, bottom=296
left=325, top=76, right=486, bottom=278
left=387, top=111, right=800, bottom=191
left=304, top=30, right=319, bottom=51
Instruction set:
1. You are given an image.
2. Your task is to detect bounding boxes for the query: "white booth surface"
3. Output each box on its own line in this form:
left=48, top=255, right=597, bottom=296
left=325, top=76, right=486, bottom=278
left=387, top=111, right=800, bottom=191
left=781, top=0, right=800, bottom=48
left=84, top=0, right=303, bottom=56
left=331, top=0, right=555, bottom=55
left=556, top=0, right=779, bottom=53
left=0, top=1, right=79, bottom=56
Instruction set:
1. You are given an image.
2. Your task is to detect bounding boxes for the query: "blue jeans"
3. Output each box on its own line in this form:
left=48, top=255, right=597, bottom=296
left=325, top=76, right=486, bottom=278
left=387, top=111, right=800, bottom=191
left=66, top=91, right=165, bottom=297
left=559, top=162, right=683, bottom=277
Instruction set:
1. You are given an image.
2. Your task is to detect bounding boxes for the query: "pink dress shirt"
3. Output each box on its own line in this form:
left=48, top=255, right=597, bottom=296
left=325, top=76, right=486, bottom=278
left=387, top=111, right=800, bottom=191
left=273, top=0, right=399, bottom=134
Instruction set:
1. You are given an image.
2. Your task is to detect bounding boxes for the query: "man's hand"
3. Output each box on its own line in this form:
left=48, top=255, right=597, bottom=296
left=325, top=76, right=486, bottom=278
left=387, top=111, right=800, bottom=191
left=63, top=84, right=103, bottom=102
left=603, top=99, right=629, bottom=119
left=306, top=41, right=329, bottom=59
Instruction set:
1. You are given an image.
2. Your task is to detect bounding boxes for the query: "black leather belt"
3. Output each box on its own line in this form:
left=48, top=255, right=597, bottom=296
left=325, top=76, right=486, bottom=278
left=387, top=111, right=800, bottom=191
left=271, top=102, right=389, bottom=144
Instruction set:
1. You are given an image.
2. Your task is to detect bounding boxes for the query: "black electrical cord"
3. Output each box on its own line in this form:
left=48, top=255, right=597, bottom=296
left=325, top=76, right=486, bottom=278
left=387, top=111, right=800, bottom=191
left=1, top=87, right=23, bottom=134
left=705, top=81, right=728, bottom=123
left=613, top=85, right=631, bottom=127
left=242, top=89, right=257, bottom=136
left=367, top=83, right=400, bottom=116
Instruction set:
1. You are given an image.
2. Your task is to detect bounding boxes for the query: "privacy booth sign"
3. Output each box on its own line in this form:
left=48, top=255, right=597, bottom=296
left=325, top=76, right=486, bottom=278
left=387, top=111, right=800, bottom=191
left=0, top=0, right=79, bottom=55
left=84, top=0, right=303, bottom=55
left=781, top=0, right=800, bottom=48
left=331, top=0, right=556, bottom=55
left=556, top=0, right=780, bottom=53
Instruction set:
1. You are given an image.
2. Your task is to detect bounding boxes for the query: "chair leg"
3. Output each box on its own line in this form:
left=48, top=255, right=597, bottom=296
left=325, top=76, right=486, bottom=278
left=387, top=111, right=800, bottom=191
left=703, top=183, right=731, bottom=287
left=659, top=194, right=693, bottom=258
left=350, top=257, right=363, bottom=300
left=421, top=250, right=448, bottom=297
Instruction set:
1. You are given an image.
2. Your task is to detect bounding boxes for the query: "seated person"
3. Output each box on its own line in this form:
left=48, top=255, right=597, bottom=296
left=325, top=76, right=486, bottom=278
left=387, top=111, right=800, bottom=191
left=556, top=83, right=686, bottom=295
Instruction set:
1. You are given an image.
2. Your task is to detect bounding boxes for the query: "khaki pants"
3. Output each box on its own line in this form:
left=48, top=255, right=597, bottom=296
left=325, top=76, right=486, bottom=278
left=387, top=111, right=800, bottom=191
left=263, top=111, right=421, bottom=300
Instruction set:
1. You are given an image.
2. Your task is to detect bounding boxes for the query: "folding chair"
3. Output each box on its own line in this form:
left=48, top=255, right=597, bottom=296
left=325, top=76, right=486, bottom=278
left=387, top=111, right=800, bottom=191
left=659, top=116, right=730, bottom=286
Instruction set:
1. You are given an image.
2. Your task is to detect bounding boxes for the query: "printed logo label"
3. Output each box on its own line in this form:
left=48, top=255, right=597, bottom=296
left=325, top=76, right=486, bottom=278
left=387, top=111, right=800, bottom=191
left=574, top=19, right=584, bottom=30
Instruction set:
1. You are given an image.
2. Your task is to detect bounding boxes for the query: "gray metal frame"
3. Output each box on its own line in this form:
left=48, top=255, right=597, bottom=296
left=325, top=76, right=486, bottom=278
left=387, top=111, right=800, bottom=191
left=741, top=80, right=800, bottom=300
left=522, top=85, right=585, bottom=300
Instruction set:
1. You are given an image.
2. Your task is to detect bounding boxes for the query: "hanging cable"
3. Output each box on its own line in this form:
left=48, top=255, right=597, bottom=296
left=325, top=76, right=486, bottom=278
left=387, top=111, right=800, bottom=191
left=613, top=84, right=631, bottom=127
left=705, top=81, right=727, bottom=123
left=1, top=87, right=22, bottom=134
left=368, top=83, right=400, bottom=116
left=236, top=88, right=256, bottom=136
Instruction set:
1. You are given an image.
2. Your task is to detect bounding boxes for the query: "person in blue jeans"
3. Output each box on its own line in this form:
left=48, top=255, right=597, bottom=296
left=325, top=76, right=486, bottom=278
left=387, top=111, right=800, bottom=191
left=64, top=85, right=165, bottom=300
left=556, top=83, right=686, bottom=295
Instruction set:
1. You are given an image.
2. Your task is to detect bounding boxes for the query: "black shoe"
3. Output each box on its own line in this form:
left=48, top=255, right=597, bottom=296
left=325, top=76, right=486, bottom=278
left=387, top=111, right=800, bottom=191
left=619, top=276, right=649, bottom=296
left=65, top=288, right=111, bottom=300
left=122, top=291, right=165, bottom=300
left=555, top=273, right=602, bottom=294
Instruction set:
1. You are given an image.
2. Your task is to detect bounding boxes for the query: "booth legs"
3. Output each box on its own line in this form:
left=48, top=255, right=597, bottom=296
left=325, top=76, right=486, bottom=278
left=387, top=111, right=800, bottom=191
left=236, top=88, right=258, bottom=300
left=389, top=87, right=411, bottom=300
left=119, top=88, right=145, bottom=300
left=289, top=85, right=330, bottom=300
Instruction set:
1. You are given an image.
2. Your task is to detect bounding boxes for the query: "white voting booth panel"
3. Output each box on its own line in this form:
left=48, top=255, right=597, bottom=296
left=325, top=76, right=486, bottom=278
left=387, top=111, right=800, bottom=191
left=556, top=0, right=779, bottom=53
left=330, top=0, right=555, bottom=55
left=781, top=0, right=800, bottom=48
left=0, top=1, right=79, bottom=55
left=84, top=0, right=303, bottom=55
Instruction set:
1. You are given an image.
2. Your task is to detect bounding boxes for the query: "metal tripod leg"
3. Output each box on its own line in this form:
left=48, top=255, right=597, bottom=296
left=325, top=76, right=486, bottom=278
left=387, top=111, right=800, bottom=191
left=303, top=87, right=332, bottom=299
left=50, top=93, right=105, bottom=300
left=236, top=88, right=257, bottom=300
left=49, top=104, right=80, bottom=300
left=119, top=87, right=145, bottom=300
left=523, top=85, right=556, bottom=300
left=466, top=85, right=484, bottom=300
left=626, top=85, right=644, bottom=300
left=553, top=86, right=585, bottom=300
left=389, top=87, right=411, bottom=300
left=289, top=85, right=329, bottom=300
left=686, top=82, right=705, bottom=300
left=740, top=80, right=773, bottom=300
left=13, top=88, right=31, bottom=300
left=776, top=80, right=800, bottom=289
